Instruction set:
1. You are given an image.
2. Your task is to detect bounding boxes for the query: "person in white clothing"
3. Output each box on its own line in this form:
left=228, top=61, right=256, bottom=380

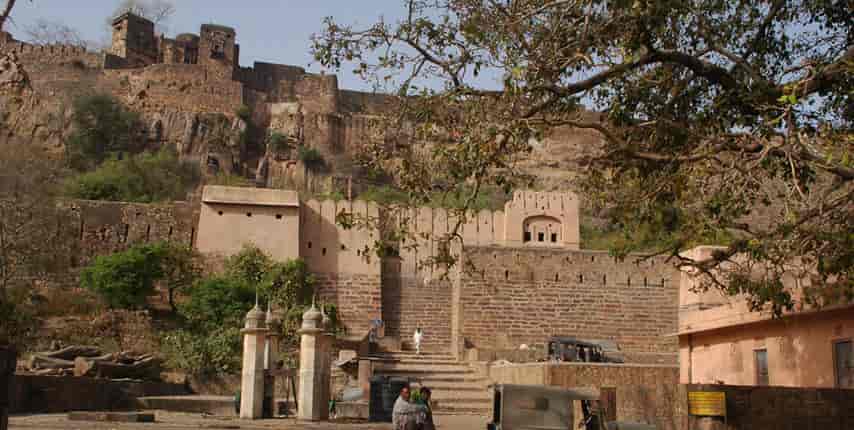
left=413, top=328, right=423, bottom=355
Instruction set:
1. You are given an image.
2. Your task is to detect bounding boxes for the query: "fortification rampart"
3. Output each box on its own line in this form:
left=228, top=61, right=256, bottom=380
left=107, top=64, right=244, bottom=114
left=0, top=39, right=102, bottom=69
left=59, top=199, right=196, bottom=266
left=454, top=245, right=680, bottom=362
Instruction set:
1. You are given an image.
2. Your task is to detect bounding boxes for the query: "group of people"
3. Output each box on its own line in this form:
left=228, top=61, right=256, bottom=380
left=392, top=385, right=435, bottom=430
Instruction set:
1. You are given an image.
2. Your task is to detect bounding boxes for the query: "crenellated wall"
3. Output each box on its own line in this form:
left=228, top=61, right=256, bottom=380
left=455, top=246, right=681, bottom=362
left=0, top=39, right=102, bottom=70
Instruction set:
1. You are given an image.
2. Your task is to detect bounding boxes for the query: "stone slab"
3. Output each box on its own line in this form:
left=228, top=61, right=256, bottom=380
left=336, top=401, right=369, bottom=420
left=67, top=411, right=155, bottom=422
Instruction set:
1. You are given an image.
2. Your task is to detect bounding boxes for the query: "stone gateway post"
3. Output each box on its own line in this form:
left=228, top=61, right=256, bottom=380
left=239, top=306, right=267, bottom=419
left=297, top=303, right=331, bottom=421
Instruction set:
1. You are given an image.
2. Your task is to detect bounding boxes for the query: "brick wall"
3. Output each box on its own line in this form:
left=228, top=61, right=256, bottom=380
left=382, top=259, right=453, bottom=351
left=314, top=273, right=382, bottom=337
left=458, top=246, right=680, bottom=361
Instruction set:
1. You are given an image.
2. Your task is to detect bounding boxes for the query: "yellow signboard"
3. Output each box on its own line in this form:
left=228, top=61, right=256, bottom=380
left=688, top=391, right=726, bottom=416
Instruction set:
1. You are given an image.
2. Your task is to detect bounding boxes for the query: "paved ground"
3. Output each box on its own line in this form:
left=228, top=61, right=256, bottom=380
left=9, top=412, right=488, bottom=430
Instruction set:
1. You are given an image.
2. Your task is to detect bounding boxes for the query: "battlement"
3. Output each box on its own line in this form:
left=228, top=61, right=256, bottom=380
left=0, top=35, right=102, bottom=69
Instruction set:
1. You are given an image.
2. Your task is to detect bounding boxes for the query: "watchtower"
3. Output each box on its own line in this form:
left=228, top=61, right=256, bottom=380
left=110, top=12, right=158, bottom=67
left=199, top=24, right=239, bottom=75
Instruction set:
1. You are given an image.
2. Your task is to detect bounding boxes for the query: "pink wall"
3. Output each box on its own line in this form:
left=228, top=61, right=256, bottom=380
left=680, top=307, right=854, bottom=387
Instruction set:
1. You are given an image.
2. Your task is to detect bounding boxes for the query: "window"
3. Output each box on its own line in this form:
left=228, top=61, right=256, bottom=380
left=835, top=340, right=853, bottom=388
left=523, top=231, right=531, bottom=242
left=537, top=232, right=545, bottom=242
left=755, top=349, right=769, bottom=386
left=550, top=233, right=558, bottom=243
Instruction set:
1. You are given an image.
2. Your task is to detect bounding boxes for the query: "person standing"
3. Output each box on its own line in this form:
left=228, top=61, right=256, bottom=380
left=415, top=387, right=435, bottom=430
left=413, top=328, right=423, bottom=355
left=392, top=386, right=420, bottom=430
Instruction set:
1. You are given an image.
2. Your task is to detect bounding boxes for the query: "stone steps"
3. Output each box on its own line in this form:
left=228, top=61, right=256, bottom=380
left=374, top=362, right=472, bottom=372
left=372, top=352, right=491, bottom=416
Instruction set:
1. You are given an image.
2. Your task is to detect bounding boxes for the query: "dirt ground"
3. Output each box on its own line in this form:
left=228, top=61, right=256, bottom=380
left=9, top=412, right=488, bottom=430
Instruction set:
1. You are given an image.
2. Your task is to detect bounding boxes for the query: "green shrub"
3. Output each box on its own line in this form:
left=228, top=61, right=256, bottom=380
left=268, top=132, right=289, bottom=153
left=63, top=149, right=198, bottom=203
left=66, top=94, right=142, bottom=170
left=236, top=105, right=252, bottom=122
left=80, top=242, right=168, bottom=309
left=179, top=277, right=256, bottom=332
left=161, top=326, right=244, bottom=374
left=225, top=244, right=273, bottom=286
left=358, top=185, right=411, bottom=205
left=79, top=241, right=200, bottom=310
left=209, top=172, right=254, bottom=188
left=297, top=146, right=325, bottom=168
left=162, top=276, right=255, bottom=374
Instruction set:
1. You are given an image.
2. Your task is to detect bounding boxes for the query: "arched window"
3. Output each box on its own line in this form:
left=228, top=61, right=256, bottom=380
left=522, top=215, right=561, bottom=245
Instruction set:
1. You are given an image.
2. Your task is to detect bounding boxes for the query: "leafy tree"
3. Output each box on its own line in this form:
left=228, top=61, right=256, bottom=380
left=80, top=243, right=167, bottom=309
left=297, top=146, right=326, bottom=169
left=159, top=243, right=202, bottom=311
left=209, top=172, right=254, bottom=188
left=0, top=144, right=73, bottom=345
left=163, top=249, right=320, bottom=373
left=66, top=94, right=142, bottom=170
left=225, top=244, right=273, bottom=287
left=63, top=149, right=198, bottom=203
left=313, top=0, right=854, bottom=315
left=179, top=277, right=256, bottom=333
left=79, top=241, right=200, bottom=310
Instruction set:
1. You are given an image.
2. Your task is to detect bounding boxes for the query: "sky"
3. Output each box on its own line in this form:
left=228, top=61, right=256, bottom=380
left=4, top=0, right=410, bottom=92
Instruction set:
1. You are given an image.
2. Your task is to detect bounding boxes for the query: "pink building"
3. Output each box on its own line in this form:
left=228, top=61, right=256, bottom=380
left=676, top=247, right=854, bottom=388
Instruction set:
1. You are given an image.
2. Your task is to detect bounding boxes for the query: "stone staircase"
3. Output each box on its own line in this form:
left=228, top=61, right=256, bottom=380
left=372, top=350, right=492, bottom=416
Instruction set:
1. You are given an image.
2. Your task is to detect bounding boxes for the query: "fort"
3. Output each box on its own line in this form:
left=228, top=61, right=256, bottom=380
left=0, top=11, right=683, bottom=364
left=1, top=12, right=393, bottom=191
left=53, top=186, right=680, bottom=366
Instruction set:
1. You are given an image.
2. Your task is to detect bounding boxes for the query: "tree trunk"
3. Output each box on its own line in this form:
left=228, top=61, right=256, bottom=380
left=27, top=355, right=74, bottom=370
left=73, top=356, right=160, bottom=380
left=39, top=346, right=102, bottom=361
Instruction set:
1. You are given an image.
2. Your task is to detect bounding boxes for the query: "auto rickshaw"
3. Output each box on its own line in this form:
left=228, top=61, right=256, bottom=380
left=486, top=384, right=656, bottom=430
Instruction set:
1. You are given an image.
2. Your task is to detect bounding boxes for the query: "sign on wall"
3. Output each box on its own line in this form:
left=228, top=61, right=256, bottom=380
left=688, top=391, right=726, bottom=416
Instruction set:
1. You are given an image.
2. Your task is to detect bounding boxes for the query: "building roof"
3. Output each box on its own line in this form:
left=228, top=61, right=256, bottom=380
left=202, top=186, right=299, bottom=208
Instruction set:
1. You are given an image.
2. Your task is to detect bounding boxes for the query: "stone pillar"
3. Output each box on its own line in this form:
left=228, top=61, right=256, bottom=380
left=240, top=305, right=267, bottom=419
left=297, top=304, right=329, bottom=421
left=358, top=359, right=373, bottom=399
left=263, top=308, right=281, bottom=418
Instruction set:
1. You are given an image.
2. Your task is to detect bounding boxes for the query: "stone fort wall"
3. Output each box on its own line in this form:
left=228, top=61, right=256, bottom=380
left=455, top=246, right=681, bottom=362
left=0, top=37, right=103, bottom=70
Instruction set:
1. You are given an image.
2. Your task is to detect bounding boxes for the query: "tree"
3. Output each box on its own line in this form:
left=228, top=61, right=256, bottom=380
left=313, top=0, right=853, bottom=315
left=80, top=243, right=166, bottom=309
left=0, top=0, right=19, bottom=33
left=66, top=94, right=142, bottom=170
left=0, top=143, right=71, bottom=345
left=79, top=241, right=200, bottom=310
left=63, top=149, right=199, bottom=203
left=24, top=18, right=87, bottom=47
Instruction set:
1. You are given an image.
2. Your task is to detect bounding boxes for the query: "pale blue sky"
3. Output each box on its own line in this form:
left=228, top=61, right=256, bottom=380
left=5, top=0, right=409, bottom=91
